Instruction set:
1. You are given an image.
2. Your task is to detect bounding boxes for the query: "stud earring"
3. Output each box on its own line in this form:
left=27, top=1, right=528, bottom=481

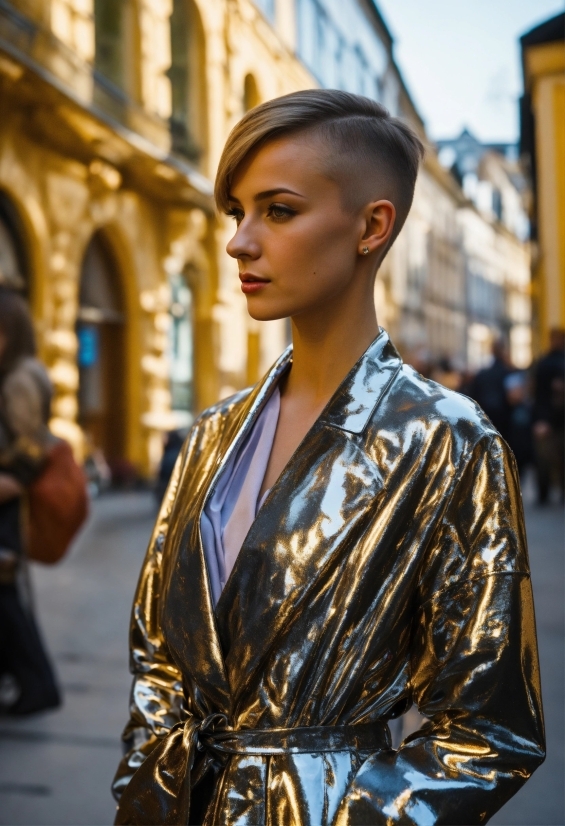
left=362, top=246, right=370, bottom=255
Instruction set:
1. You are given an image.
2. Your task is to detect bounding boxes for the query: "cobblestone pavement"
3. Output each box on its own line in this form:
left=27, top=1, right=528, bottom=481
left=0, top=487, right=562, bottom=826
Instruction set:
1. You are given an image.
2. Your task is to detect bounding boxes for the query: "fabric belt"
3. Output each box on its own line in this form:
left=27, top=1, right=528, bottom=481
left=189, top=713, right=391, bottom=757
left=172, top=712, right=391, bottom=817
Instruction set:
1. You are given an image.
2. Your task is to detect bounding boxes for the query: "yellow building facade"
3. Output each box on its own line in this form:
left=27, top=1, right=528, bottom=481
left=521, top=12, right=565, bottom=353
left=0, top=0, right=312, bottom=475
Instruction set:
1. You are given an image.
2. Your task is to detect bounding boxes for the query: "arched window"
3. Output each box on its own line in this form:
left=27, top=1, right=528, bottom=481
left=0, top=192, right=28, bottom=294
left=168, top=271, right=194, bottom=423
left=94, top=0, right=141, bottom=100
left=168, top=0, right=206, bottom=163
left=94, top=0, right=124, bottom=89
left=243, top=74, right=260, bottom=112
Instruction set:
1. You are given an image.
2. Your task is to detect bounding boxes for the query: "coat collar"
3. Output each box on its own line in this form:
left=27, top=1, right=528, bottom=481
left=319, top=329, right=402, bottom=434
left=236, top=327, right=402, bottom=440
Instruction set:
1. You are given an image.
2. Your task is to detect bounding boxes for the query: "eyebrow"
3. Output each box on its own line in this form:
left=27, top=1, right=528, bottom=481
left=228, top=187, right=306, bottom=205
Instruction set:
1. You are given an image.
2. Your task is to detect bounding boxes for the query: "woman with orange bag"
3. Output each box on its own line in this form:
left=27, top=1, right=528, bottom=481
left=0, top=286, right=61, bottom=715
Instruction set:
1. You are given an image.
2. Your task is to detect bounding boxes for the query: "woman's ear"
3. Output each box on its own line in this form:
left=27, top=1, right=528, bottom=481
left=358, top=200, right=396, bottom=257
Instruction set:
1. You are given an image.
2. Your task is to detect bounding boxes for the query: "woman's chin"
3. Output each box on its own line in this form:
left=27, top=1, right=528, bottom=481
left=245, top=298, right=293, bottom=323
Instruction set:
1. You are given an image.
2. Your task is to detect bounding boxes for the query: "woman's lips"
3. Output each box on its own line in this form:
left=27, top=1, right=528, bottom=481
left=239, top=273, right=270, bottom=294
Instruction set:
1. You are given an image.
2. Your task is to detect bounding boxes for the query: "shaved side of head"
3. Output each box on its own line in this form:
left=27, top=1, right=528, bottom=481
left=215, top=89, right=425, bottom=248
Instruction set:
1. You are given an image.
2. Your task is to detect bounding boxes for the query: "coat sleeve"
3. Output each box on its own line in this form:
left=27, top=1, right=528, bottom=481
left=111, top=445, right=187, bottom=802
left=335, top=434, right=545, bottom=826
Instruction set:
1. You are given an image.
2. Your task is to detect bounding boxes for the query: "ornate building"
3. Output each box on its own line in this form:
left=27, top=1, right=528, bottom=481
left=0, top=0, right=218, bottom=475
left=0, top=0, right=312, bottom=475
left=437, top=129, right=532, bottom=369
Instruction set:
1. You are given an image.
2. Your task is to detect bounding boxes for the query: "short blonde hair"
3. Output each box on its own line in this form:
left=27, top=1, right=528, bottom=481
left=215, top=89, right=425, bottom=244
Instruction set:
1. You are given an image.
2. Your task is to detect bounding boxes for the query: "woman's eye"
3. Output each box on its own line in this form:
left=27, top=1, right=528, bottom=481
left=227, top=208, right=244, bottom=224
left=267, top=203, right=295, bottom=222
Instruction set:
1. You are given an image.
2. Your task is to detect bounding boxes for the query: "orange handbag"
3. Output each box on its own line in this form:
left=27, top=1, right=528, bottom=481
left=26, top=439, right=89, bottom=564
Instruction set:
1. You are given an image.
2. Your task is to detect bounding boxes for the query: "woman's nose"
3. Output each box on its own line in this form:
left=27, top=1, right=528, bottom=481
left=226, top=222, right=261, bottom=261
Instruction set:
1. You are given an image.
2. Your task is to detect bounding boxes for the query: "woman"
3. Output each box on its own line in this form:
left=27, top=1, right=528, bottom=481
left=114, top=91, right=544, bottom=825
left=0, top=286, right=60, bottom=714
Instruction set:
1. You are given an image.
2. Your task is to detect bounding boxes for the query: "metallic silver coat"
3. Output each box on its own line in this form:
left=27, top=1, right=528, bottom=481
left=113, top=331, right=544, bottom=825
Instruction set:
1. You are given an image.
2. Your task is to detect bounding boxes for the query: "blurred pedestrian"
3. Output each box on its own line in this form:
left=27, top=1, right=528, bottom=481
left=430, top=356, right=463, bottom=391
left=469, top=339, right=512, bottom=440
left=403, top=345, right=431, bottom=379
left=504, top=370, right=533, bottom=478
left=0, top=286, right=60, bottom=715
left=155, top=429, right=185, bottom=505
left=83, top=434, right=112, bottom=498
left=531, top=328, right=565, bottom=504
left=458, top=368, right=475, bottom=398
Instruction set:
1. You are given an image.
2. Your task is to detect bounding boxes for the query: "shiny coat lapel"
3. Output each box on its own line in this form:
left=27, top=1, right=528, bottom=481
left=215, top=332, right=402, bottom=705
left=161, top=348, right=292, bottom=714
left=320, top=332, right=402, bottom=434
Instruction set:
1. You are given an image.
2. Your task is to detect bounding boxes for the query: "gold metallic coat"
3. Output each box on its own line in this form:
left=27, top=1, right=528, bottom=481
left=113, top=331, right=544, bottom=825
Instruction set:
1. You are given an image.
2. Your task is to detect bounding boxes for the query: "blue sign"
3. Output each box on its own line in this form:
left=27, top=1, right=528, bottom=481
left=78, top=325, right=99, bottom=368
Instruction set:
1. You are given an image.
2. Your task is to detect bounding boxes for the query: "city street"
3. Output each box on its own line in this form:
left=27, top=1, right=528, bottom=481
left=0, top=485, right=563, bottom=826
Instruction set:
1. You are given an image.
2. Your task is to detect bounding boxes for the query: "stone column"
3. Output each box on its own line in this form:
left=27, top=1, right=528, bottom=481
left=44, top=171, right=91, bottom=458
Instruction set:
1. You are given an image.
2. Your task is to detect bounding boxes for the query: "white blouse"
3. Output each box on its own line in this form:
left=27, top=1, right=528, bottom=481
left=200, top=386, right=280, bottom=606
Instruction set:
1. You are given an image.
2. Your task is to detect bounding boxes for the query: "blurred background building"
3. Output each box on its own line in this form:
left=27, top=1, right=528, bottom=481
left=0, top=0, right=538, bottom=477
left=436, top=129, right=531, bottom=370
left=519, top=11, right=565, bottom=355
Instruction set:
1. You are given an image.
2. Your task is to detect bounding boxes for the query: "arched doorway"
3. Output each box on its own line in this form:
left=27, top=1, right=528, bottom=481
left=77, top=231, right=126, bottom=466
left=0, top=191, right=28, bottom=294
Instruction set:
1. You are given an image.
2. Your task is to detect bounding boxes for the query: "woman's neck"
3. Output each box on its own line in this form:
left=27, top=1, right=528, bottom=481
left=286, top=289, right=379, bottom=405
left=258, top=279, right=380, bottom=498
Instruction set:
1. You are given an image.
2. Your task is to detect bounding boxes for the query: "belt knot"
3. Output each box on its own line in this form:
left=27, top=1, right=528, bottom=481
left=194, top=712, right=230, bottom=752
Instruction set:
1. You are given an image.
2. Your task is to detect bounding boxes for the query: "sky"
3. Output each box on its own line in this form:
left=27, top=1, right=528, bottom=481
left=376, top=0, right=564, bottom=143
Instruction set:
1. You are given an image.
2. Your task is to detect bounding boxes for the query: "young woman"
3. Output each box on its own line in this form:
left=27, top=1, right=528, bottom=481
left=113, top=91, right=544, bottom=826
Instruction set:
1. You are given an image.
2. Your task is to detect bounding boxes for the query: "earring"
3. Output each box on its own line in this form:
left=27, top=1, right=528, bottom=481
left=362, top=246, right=370, bottom=255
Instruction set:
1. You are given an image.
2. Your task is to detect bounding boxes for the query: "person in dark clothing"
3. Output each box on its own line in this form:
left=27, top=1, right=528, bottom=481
left=504, top=370, right=533, bottom=478
left=469, top=339, right=512, bottom=441
left=531, top=328, right=565, bottom=504
left=0, top=287, right=60, bottom=715
left=154, top=429, right=186, bottom=505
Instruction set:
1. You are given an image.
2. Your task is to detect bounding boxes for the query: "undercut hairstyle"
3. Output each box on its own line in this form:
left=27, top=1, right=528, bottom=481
left=215, top=89, right=425, bottom=247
